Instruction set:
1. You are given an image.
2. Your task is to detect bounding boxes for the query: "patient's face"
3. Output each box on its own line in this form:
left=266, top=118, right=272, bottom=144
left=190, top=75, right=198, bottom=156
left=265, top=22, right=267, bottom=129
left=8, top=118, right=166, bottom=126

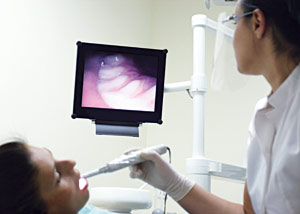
left=27, top=146, right=89, bottom=214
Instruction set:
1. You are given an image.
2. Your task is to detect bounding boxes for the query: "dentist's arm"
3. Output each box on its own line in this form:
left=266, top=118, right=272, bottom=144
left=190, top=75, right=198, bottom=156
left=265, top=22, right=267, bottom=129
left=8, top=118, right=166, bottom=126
left=178, top=184, right=244, bottom=214
left=129, top=150, right=245, bottom=214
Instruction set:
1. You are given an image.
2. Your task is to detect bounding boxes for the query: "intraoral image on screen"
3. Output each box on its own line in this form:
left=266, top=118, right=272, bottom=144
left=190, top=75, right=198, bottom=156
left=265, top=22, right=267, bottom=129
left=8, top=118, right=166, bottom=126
left=82, top=52, right=158, bottom=112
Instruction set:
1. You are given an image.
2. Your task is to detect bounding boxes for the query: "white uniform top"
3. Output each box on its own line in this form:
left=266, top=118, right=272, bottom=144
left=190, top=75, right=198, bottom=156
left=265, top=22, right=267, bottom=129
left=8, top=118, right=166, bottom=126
left=247, top=63, right=300, bottom=214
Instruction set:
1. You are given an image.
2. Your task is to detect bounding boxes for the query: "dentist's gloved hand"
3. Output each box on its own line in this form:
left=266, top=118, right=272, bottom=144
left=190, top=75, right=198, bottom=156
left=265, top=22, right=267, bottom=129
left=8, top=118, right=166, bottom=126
left=129, top=150, right=195, bottom=202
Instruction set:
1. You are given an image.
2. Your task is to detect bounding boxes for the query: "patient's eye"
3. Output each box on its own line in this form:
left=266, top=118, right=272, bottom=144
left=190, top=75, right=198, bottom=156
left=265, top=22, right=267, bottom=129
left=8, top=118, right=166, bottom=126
left=56, top=171, right=61, bottom=185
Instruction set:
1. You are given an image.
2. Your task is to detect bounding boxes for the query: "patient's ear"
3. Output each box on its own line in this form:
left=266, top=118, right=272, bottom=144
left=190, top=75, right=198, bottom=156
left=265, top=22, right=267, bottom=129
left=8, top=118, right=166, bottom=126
left=252, top=9, right=267, bottom=39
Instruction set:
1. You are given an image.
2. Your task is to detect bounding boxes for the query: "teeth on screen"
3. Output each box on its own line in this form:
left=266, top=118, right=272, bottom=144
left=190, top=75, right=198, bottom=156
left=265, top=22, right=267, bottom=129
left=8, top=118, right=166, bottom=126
left=98, top=66, right=125, bottom=80
left=97, top=75, right=128, bottom=92
left=104, top=54, right=126, bottom=66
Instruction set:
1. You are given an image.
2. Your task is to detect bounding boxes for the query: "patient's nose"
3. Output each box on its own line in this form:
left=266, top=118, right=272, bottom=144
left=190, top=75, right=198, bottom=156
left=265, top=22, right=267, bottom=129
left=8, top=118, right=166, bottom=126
left=59, top=160, right=76, bottom=173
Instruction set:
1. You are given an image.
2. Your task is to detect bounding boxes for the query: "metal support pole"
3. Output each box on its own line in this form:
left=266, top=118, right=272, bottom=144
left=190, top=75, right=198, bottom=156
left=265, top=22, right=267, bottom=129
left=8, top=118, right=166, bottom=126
left=186, top=14, right=211, bottom=191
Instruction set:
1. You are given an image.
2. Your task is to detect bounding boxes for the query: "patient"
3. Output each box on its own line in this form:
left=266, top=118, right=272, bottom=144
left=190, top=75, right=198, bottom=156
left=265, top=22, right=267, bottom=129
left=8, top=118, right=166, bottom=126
left=0, top=139, right=109, bottom=214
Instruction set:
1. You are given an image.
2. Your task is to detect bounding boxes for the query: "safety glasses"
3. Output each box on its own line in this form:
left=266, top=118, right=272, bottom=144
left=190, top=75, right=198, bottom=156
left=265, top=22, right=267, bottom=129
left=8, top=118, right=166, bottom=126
left=222, top=11, right=254, bottom=25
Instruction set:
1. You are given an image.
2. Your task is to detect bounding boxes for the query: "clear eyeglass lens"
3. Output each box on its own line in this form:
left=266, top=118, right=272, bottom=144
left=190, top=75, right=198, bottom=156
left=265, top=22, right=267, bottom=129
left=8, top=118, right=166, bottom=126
left=222, top=16, right=236, bottom=29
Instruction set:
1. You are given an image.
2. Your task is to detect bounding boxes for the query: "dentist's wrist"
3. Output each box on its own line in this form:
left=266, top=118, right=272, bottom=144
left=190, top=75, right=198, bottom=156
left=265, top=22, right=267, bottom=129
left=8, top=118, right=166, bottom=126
left=165, top=174, right=195, bottom=202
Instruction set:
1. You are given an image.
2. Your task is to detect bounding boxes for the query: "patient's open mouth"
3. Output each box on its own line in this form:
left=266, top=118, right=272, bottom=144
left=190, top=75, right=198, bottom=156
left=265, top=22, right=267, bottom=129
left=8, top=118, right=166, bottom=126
left=79, top=177, right=88, bottom=191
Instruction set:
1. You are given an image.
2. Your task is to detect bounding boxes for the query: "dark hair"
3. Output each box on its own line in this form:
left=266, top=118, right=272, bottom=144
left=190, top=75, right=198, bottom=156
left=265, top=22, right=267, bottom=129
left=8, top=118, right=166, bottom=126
left=241, top=0, right=300, bottom=59
left=0, top=141, right=47, bottom=214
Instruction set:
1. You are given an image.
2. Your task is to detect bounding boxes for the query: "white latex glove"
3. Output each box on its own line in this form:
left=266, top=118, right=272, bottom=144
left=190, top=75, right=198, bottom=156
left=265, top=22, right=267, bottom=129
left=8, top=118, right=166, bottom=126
left=129, top=150, right=195, bottom=202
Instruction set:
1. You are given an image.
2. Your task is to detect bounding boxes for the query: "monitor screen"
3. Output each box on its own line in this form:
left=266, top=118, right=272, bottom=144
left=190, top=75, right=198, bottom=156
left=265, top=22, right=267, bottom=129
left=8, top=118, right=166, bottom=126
left=72, top=42, right=167, bottom=125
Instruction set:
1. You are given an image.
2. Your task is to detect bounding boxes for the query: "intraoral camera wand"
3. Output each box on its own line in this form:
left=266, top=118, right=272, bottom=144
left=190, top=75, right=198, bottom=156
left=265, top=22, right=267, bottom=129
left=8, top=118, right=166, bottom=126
left=82, top=144, right=168, bottom=179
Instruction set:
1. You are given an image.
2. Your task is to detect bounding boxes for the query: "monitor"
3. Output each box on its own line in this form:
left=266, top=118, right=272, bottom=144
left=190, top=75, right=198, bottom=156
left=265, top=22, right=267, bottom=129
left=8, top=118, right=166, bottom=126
left=72, top=42, right=167, bottom=126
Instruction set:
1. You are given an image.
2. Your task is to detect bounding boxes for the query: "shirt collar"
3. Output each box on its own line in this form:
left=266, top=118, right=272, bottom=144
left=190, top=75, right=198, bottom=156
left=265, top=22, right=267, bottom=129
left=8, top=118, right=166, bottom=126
left=268, top=63, right=300, bottom=109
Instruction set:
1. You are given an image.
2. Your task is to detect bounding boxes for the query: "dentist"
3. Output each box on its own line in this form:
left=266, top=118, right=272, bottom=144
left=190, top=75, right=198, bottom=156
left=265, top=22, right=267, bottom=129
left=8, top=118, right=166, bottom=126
left=130, top=0, right=300, bottom=213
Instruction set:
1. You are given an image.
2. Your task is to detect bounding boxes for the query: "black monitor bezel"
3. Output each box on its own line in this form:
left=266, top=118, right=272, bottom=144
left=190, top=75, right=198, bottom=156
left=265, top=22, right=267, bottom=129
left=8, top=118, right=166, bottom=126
left=72, top=41, right=167, bottom=125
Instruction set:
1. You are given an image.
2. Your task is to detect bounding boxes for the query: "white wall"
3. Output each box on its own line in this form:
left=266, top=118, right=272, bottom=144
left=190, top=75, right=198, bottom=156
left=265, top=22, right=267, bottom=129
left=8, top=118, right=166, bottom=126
left=0, top=0, right=153, bottom=191
left=0, top=0, right=270, bottom=213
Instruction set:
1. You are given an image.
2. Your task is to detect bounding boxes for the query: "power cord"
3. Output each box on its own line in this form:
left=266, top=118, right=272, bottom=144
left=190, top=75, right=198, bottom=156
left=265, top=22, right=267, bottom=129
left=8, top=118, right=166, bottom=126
left=163, top=147, right=172, bottom=214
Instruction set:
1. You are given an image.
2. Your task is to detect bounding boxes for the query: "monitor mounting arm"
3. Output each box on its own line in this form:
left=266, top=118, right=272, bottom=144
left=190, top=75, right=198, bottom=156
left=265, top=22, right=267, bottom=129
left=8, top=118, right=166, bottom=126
left=205, top=0, right=237, bottom=9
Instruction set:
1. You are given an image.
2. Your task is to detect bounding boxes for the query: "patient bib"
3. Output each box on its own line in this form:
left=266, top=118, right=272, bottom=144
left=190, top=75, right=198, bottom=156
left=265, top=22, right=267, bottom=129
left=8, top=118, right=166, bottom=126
left=79, top=205, right=115, bottom=214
